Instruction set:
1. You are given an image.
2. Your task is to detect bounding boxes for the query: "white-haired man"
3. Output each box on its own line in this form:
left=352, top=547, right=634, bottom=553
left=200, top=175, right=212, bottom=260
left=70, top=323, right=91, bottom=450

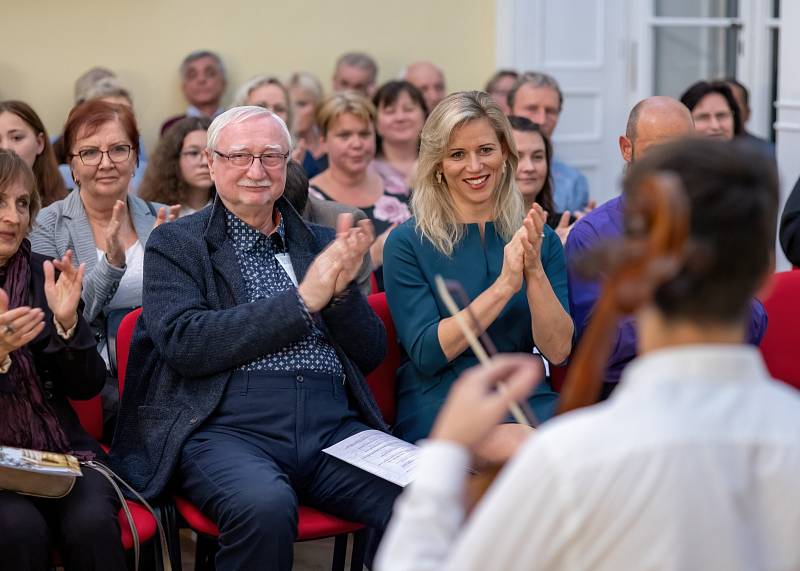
left=111, top=107, right=400, bottom=570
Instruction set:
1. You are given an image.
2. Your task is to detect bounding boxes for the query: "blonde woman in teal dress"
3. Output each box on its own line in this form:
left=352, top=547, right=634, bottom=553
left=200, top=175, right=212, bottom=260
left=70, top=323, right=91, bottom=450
left=383, top=91, right=574, bottom=462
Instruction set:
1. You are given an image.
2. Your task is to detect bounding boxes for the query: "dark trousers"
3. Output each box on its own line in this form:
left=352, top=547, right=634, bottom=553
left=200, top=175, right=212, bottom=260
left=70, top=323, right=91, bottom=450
left=177, top=370, right=401, bottom=571
left=0, top=466, right=126, bottom=571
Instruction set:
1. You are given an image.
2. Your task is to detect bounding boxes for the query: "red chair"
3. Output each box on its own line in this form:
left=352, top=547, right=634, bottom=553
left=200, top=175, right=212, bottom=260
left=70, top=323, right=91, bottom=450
left=759, top=271, right=800, bottom=390
left=366, top=292, right=400, bottom=425
left=115, top=308, right=368, bottom=571
left=67, top=385, right=159, bottom=566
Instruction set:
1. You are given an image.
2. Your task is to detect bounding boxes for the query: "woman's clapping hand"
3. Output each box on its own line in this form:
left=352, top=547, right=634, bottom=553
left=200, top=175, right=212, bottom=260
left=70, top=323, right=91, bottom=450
left=43, top=250, right=85, bottom=332
left=0, top=289, right=45, bottom=358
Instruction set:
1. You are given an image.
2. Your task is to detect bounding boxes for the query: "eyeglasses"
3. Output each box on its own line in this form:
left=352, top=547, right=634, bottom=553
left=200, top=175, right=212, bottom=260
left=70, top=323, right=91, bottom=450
left=213, top=150, right=289, bottom=169
left=72, top=144, right=132, bottom=166
left=180, top=149, right=206, bottom=162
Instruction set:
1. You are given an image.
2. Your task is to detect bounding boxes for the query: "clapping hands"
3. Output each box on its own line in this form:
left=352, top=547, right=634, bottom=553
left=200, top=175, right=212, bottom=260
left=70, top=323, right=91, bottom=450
left=497, top=204, right=549, bottom=295
left=0, top=288, right=45, bottom=359
left=43, top=250, right=85, bottom=332
left=298, top=214, right=375, bottom=312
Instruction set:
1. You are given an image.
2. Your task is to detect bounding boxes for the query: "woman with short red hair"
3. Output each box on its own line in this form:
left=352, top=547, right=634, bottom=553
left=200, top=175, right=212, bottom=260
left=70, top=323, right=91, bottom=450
left=30, top=100, right=176, bottom=422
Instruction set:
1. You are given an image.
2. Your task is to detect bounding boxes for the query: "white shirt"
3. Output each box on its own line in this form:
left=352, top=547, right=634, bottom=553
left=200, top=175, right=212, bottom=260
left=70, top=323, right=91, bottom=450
left=376, top=344, right=800, bottom=571
left=96, top=240, right=144, bottom=311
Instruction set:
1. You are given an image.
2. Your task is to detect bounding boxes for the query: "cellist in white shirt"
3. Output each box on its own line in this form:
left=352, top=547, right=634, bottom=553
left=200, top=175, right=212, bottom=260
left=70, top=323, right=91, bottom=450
left=376, top=137, right=800, bottom=571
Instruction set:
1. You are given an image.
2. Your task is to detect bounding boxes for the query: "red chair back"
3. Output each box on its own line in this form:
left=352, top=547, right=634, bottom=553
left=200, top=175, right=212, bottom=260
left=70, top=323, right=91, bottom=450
left=116, top=307, right=143, bottom=394
left=759, top=271, right=800, bottom=390
left=366, top=293, right=400, bottom=425
left=68, top=396, right=104, bottom=441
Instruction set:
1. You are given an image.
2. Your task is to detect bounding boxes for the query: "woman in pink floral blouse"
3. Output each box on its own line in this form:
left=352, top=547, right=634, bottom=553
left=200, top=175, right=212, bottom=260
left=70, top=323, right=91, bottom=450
left=309, top=92, right=411, bottom=289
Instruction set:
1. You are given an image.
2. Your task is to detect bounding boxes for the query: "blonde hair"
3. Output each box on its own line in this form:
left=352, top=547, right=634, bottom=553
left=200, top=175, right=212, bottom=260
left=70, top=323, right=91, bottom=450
left=232, top=75, right=294, bottom=131
left=288, top=71, right=324, bottom=104
left=412, top=90, right=523, bottom=256
left=316, top=92, right=376, bottom=137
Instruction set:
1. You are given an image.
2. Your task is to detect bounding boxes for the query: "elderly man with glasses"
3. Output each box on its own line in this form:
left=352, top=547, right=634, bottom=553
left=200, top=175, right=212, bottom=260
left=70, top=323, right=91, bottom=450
left=110, top=106, right=401, bottom=571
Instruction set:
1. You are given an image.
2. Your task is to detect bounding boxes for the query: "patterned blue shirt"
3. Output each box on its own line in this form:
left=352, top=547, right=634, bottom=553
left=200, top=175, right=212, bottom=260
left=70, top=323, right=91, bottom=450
left=225, top=208, right=343, bottom=375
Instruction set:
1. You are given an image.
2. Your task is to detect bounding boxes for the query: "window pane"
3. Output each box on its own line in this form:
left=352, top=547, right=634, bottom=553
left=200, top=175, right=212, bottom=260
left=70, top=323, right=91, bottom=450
left=654, top=0, right=738, bottom=18
left=654, top=27, right=737, bottom=97
left=770, top=28, right=779, bottom=141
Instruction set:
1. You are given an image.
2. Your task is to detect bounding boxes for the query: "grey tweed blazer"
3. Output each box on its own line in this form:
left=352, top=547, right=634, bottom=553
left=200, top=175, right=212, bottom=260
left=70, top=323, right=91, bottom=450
left=30, top=190, right=163, bottom=323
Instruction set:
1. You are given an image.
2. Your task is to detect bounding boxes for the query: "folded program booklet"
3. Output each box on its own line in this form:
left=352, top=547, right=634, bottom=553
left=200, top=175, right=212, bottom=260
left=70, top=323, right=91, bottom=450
left=323, top=430, right=419, bottom=487
left=0, top=446, right=82, bottom=476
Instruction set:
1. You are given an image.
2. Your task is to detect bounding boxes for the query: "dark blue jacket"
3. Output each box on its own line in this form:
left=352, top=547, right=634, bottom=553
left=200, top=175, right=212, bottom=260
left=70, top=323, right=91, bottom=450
left=109, top=197, right=387, bottom=500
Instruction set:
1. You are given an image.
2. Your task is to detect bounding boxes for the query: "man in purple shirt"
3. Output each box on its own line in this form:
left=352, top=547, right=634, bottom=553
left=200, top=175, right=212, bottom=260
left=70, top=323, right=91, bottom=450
left=565, top=96, right=768, bottom=395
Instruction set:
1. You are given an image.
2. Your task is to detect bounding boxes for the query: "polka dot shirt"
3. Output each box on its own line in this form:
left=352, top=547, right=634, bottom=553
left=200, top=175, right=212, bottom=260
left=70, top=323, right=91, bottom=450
left=225, top=209, right=343, bottom=375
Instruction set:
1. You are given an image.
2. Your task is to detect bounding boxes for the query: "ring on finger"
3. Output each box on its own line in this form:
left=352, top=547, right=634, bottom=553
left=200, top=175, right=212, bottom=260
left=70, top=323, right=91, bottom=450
left=4, top=324, right=14, bottom=335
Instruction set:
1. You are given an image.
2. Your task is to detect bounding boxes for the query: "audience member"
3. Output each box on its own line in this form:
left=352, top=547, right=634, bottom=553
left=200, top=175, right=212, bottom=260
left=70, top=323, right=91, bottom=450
left=566, top=96, right=765, bottom=396
left=110, top=106, right=401, bottom=571
left=724, top=77, right=776, bottom=157
left=382, top=91, right=571, bottom=457
left=310, top=92, right=411, bottom=286
left=779, top=175, right=800, bottom=267
left=288, top=71, right=328, bottom=177
left=30, top=100, right=176, bottom=422
left=332, top=51, right=378, bottom=96
left=73, top=66, right=116, bottom=105
left=233, top=75, right=293, bottom=130
left=372, top=80, right=427, bottom=191
left=0, top=149, right=125, bottom=570
left=377, top=138, right=800, bottom=571
left=79, top=77, right=149, bottom=194
left=53, top=67, right=117, bottom=165
left=0, top=101, right=67, bottom=206
left=485, top=69, right=518, bottom=115
left=402, top=61, right=446, bottom=113
left=679, top=80, right=741, bottom=141
left=160, top=50, right=227, bottom=135
left=508, top=72, right=590, bottom=212
left=282, top=158, right=372, bottom=295
left=138, top=116, right=214, bottom=216
left=508, top=115, right=578, bottom=243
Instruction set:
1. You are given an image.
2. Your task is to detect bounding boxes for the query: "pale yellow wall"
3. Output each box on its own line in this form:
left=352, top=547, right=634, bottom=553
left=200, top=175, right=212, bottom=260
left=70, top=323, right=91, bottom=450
left=2, top=0, right=496, bottom=150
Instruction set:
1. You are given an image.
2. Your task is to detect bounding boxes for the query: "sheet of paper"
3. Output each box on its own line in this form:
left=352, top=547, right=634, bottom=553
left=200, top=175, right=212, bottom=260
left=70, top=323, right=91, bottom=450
left=323, top=429, right=419, bottom=487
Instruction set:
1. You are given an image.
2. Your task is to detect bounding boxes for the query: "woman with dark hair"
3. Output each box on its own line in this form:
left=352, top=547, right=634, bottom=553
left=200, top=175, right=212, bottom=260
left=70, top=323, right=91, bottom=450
left=0, top=101, right=68, bottom=207
left=139, top=116, right=213, bottom=216
left=372, top=80, right=428, bottom=191
left=0, top=149, right=126, bottom=570
left=679, top=80, right=742, bottom=140
left=508, top=115, right=578, bottom=244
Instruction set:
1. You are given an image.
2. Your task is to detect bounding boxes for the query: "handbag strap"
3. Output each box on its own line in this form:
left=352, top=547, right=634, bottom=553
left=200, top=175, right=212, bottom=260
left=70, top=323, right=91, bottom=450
left=83, top=460, right=172, bottom=571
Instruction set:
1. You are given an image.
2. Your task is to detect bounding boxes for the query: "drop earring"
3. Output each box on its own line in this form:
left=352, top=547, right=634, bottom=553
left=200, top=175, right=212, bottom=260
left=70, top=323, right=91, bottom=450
left=501, top=162, right=507, bottom=175
left=436, top=171, right=443, bottom=184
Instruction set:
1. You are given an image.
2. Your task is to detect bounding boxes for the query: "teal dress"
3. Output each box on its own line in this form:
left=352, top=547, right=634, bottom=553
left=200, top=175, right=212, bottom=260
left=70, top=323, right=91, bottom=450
left=383, top=218, right=570, bottom=443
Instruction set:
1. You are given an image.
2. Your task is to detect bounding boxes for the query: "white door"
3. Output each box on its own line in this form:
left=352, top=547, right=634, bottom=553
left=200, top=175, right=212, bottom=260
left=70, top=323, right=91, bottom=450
left=496, top=0, right=633, bottom=205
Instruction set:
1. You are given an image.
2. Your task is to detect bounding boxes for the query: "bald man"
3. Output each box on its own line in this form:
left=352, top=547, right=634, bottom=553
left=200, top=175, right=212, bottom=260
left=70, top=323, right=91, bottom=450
left=565, top=96, right=767, bottom=396
left=403, top=61, right=446, bottom=112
